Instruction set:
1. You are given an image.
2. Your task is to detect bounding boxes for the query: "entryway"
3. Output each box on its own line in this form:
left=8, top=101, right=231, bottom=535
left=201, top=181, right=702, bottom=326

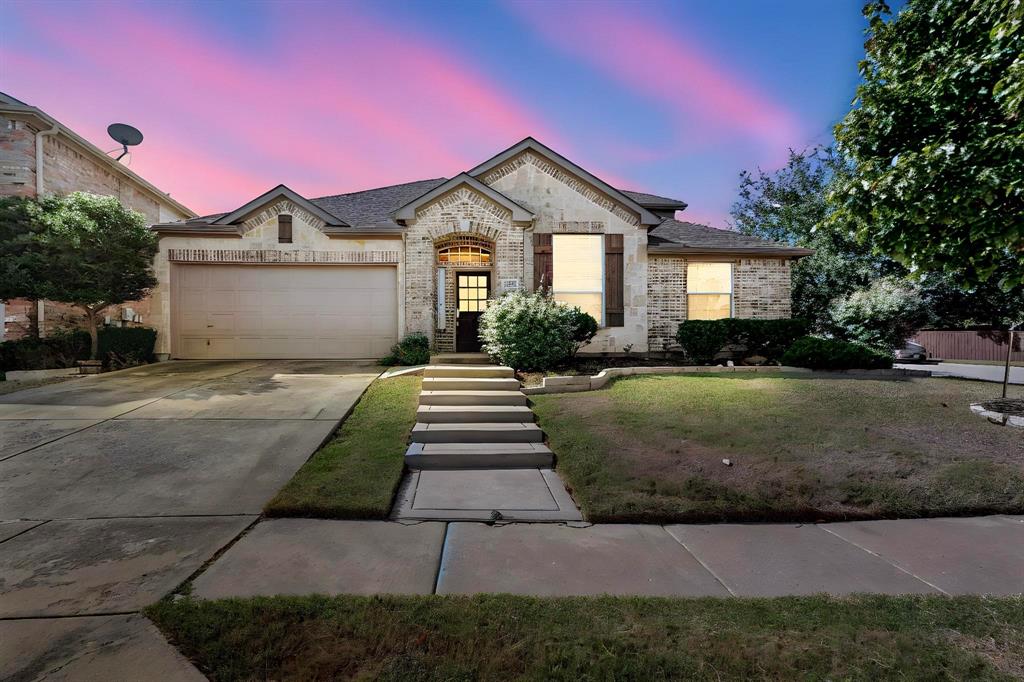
left=455, top=272, right=489, bottom=353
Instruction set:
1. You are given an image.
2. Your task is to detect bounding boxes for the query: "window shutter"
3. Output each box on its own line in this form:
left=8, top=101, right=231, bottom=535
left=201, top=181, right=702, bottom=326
left=278, top=215, right=293, bottom=243
left=605, top=234, right=624, bottom=327
left=533, top=233, right=552, bottom=291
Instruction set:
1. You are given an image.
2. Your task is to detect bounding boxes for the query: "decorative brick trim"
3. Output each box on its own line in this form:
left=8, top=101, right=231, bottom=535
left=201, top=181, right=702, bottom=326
left=240, top=200, right=326, bottom=234
left=415, top=187, right=511, bottom=226
left=167, top=249, right=399, bottom=264
left=481, top=152, right=640, bottom=226
left=555, top=221, right=605, bottom=233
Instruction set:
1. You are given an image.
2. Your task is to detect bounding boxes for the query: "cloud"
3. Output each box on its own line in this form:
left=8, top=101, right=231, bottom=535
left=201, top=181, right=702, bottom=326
left=507, top=1, right=804, bottom=154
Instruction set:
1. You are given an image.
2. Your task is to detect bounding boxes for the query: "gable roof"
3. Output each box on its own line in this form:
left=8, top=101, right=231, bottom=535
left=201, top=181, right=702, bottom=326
left=313, top=178, right=448, bottom=228
left=648, top=219, right=814, bottom=257
left=467, top=137, right=663, bottom=226
left=393, top=173, right=535, bottom=222
left=212, top=184, right=350, bottom=229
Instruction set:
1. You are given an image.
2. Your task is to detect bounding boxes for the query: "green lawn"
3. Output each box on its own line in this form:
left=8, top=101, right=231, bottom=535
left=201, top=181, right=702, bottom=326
left=148, top=593, right=1024, bottom=681
left=264, top=375, right=420, bottom=518
left=532, top=374, right=1024, bottom=523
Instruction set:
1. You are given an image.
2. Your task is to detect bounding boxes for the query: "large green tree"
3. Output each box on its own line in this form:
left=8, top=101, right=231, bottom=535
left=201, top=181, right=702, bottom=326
left=0, top=196, right=47, bottom=338
left=33, top=192, right=158, bottom=359
left=831, top=0, right=1024, bottom=289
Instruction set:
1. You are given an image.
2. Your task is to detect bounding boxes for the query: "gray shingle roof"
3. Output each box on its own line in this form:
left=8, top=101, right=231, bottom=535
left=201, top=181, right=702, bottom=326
left=620, top=189, right=686, bottom=207
left=311, top=178, right=448, bottom=228
left=648, top=219, right=813, bottom=255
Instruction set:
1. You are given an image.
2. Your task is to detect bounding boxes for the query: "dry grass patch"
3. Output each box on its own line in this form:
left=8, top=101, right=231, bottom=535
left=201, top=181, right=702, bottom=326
left=532, top=374, right=1024, bottom=522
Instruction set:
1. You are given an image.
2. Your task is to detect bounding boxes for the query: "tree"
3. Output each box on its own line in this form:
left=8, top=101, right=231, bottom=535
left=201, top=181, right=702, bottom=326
left=731, top=147, right=901, bottom=330
left=0, top=196, right=48, bottom=338
left=829, top=276, right=934, bottom=350
left=33, top=193, right=157, bottom=360
left=831, top=0, right=1024, bottom=289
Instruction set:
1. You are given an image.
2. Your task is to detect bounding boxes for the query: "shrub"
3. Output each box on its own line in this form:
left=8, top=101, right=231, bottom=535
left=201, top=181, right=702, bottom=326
left=381, top=332, right=430, bottom=366
left=677, top=318, right=811, bottom=364
left=564, top=306, right=598, bottom=357
left=98, top=326, right=157, bottom=367
left=479, top=290, right=584, bottom=371
left=0, top=330, right=89, bottom=371
left=829, top=277, right=933, bottom=351
left=675, top=320, right=730, bottom=364
left=781, top=336, right=893, bottom=370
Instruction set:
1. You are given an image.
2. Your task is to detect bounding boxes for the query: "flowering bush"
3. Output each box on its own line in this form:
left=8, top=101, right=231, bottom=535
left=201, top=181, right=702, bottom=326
left=479, top=290, right=597, bottom=370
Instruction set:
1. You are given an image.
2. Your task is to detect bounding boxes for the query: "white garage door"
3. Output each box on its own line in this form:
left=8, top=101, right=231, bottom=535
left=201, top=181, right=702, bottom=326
left=172, top=264, right=398, bottom=359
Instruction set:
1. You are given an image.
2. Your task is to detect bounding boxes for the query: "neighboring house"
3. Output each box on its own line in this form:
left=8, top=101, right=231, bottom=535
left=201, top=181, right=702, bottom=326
left=0, top=92, right=195, bottom=341
left=150, top=137, right=811, bottom=360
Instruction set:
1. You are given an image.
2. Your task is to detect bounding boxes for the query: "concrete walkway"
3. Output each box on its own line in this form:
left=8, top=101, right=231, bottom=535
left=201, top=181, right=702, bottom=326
left=896, top=360, right=1024, bottom=384
left=392, top=364, right=581, bottom=521
left=192, top=515, right=1024, bottom=599
left=0, top=361, right=378, bottom=681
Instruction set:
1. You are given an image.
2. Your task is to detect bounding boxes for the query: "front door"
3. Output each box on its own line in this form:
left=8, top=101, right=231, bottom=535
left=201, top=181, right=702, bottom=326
left=456, top=272, right=489, bottom=352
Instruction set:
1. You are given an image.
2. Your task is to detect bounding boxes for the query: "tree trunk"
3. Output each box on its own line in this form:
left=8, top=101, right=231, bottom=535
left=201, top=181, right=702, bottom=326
left=26, top=299, right=40, bottom=339
left=81, top=306, right=99, bottom=360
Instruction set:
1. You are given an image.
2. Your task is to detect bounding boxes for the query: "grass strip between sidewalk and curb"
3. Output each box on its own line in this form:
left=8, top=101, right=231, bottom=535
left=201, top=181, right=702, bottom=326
left=263, top=375, right=420, bottom=519
left=147, top=593, right=1024, bottom=681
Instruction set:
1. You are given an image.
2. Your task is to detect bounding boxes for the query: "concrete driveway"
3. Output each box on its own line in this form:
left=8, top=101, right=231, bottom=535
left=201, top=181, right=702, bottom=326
left=0, top=360, right=378, bottom=680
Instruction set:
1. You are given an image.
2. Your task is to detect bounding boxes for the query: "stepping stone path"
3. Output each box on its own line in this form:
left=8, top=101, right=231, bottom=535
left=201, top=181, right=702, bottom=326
left=392, top=363, right=581, bottom=521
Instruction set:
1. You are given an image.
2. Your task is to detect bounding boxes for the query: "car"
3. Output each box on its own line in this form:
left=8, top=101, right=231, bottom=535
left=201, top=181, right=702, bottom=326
left=894, top=340, right=928, bottom=362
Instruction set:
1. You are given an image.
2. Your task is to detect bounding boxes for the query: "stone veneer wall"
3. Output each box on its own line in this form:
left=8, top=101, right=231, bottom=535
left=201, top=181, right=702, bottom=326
left=402, top=186, right=526, bottom=352
left=484, top=153, right=649, bottom=353
left=647, top=255, right=793, bottom=350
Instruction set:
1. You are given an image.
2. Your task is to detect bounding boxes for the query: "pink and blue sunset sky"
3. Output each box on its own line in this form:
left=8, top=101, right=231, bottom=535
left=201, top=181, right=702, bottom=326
left=1, top=0, right=866, bottom=226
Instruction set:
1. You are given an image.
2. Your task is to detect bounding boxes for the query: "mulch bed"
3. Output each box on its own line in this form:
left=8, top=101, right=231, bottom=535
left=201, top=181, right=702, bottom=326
left=978, top=398, right=1024, bottom=417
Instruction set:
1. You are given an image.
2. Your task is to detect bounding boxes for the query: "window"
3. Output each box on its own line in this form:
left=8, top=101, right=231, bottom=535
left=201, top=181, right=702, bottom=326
left=552, top=234, right=603, bottom=325
left=438, top=245, right=491, bottom=265
left=457, top=274, right=489, bottom=312
left=278, top=215, right=293, bottom=243
left=687, top=262, right=732, bottom=319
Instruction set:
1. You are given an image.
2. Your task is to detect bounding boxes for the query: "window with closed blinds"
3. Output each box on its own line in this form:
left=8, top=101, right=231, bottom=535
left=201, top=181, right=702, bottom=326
left=278, top=215, right=293, bottom=243
left=687, top=262, right=732, bottom=319
left=552, top=234, right=603, bottom=325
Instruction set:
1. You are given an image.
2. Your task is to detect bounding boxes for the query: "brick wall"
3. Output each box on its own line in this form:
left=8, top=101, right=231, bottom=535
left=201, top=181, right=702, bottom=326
left=647, top=255, right=793, bottom=350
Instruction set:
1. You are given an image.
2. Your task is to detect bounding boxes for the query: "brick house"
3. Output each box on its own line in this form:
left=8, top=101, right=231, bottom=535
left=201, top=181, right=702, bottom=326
left=0, top=92, right=195, bottom=340
left=150, top=137, right=810, bottom=360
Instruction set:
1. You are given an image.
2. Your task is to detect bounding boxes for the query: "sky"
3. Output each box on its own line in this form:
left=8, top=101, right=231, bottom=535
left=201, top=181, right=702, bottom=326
left=1, top=0, right=867, bottom=226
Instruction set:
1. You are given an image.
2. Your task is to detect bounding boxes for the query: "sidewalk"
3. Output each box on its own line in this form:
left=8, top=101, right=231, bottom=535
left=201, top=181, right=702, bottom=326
left=191, top=514, right=1024, bottom=599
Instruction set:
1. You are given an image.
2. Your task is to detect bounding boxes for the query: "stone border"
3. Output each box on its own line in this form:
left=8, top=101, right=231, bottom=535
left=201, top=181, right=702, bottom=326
left=3, top=367, right=80, bottom=382
left=970, top=403, right=1024, bottom=428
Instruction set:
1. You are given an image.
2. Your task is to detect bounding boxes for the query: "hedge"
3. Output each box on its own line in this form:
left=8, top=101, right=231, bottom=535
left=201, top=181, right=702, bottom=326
left=0, top=326, right=157, bottom=372
left=780, top=336, right=893, bottom=370
left=675, top=318, right=810, bottom=364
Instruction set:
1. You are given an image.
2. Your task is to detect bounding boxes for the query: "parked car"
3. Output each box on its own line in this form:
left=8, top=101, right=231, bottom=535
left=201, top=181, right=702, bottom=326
left=894, top=340, right=928, bottom=362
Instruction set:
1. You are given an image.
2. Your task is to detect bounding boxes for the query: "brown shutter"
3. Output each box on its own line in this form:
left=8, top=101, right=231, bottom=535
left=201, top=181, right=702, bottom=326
left=278, top=215, right=293, bottom=243
left=533, top=233, right=552, bottom=291
left=605, top=234, right=624, bottom=327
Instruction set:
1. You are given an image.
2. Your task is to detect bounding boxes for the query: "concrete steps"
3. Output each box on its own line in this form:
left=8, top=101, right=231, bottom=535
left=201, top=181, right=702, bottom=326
left=417, top=405, right=534, bottom=423
left=420, top=390, right=527, bottom=406
left=423, top=365, right=514, bottom=379
left=404, top=442, right=554, bottom=469
left=422, top=377, right=520, bottom=392
left=412, top=422, right=544, bottom=444
left=429, top=353, right=492, bottom=365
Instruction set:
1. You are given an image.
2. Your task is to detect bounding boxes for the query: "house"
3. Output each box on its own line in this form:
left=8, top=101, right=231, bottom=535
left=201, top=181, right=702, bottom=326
left=0, top=92, right=195, bottom=340
left=150, top=137, right=811, bottom=360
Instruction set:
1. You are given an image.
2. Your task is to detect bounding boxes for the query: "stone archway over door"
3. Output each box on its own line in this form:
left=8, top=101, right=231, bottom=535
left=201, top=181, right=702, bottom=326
left=435, top=236, right=494, bottom=352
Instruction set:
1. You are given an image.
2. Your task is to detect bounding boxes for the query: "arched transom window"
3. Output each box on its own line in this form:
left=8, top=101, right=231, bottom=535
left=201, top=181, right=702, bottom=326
left=437, top=244, right=492, bottom=265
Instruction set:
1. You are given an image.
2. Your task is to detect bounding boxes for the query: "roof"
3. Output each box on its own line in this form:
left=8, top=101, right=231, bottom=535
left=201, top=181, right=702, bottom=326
left=393, top=174, right=534, bottom=222
left=312, top=178, right=448, bottom=228
left=467, top=137, right=662, bottom=226
left=648, top=219, right=814, bottom=257
left=0, top=92, right=196, bottom=218
left=620, top=189, right=687, bottom=210
left=213, top=184, right=350, bottom=229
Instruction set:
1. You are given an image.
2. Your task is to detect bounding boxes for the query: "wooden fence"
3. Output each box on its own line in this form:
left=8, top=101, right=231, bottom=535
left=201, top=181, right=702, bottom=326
left=911, top=330, right=1024, bottom=362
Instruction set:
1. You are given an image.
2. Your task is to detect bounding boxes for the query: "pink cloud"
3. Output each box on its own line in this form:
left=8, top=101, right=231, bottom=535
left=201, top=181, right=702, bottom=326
left=5, top=3, right=573, bottom=215
left=508, top=2, right=803, bottom=155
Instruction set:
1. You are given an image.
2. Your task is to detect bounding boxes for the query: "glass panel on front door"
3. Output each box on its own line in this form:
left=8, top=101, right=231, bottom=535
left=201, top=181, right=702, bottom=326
left=457, top=274, right=489, bottom=312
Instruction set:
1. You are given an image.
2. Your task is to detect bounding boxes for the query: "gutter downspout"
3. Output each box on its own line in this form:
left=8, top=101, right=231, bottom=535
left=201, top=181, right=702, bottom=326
left=35, top=120, right=60, bottom=195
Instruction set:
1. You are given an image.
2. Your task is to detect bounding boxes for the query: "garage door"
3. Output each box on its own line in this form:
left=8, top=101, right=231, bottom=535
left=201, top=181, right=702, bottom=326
left=172, top=265, right=398, bottom=359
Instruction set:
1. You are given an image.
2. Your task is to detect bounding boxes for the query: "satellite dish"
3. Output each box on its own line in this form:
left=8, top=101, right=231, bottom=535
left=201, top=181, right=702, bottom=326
left=107, top=123, right=144, bottom=161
